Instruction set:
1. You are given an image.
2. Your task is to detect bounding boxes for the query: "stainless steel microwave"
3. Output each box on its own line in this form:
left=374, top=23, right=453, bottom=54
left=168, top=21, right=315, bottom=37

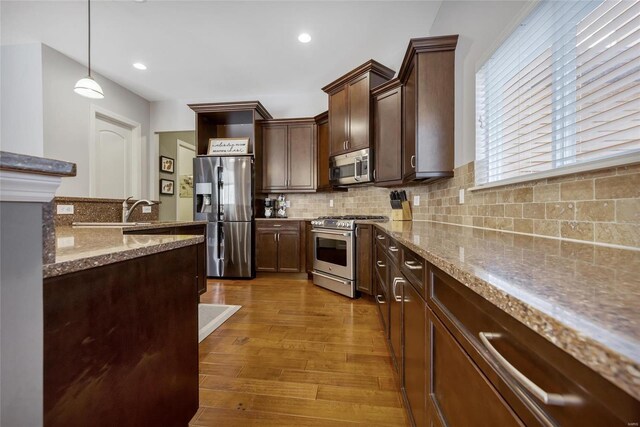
left=329, top=148, right=371, bottom=186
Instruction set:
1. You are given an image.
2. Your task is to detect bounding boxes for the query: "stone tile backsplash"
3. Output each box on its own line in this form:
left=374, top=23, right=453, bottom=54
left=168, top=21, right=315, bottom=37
left=277, top=161, right=640, bottom=248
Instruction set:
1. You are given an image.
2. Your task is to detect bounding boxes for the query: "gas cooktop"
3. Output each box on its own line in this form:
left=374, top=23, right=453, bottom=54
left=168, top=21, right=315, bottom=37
left=311, top=215, right=388, bottom=230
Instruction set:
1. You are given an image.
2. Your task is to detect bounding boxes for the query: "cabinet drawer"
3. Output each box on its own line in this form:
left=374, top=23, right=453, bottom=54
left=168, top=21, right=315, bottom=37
left=374, top=228, right=389, bottom=249
left=387, top=239, right=401, bottom=265
left=429, top=309, right=523, bottom=427
left=401, top=246, right=426, bottom=298
left=374, top=244, right=389, bottom=288
left=429, top=266, right=638, bottom=427
left=256, top=220, right=299, bottom=231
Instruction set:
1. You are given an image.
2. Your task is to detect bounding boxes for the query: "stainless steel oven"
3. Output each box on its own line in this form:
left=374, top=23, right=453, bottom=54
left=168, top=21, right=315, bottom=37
left=329, top=148, right=371, bottom=186
left=311, top=221, right=355, bottom=298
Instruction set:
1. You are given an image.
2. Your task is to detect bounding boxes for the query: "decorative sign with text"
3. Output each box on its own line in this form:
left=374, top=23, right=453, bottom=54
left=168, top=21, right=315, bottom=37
left=207, top=138, right=250, bottom=155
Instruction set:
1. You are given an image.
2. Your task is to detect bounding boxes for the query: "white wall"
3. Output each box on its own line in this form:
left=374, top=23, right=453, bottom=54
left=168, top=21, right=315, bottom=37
left=0, top=44, right=44, bottom=156
left=41, top=45, right=151, bottom=197
left=429, top=1, right=530, bottom=167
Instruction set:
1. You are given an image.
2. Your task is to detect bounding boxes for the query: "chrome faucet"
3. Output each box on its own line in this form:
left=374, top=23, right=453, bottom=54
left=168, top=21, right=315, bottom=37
left=122, top=197, right=154, bottom=223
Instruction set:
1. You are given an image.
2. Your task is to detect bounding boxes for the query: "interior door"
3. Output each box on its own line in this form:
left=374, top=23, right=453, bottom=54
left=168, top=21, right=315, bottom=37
left=94, top=116, right=132, bottom=198
left=176, top=140, right=195, bottom=221
left=220, top=157, right=253, bottom=222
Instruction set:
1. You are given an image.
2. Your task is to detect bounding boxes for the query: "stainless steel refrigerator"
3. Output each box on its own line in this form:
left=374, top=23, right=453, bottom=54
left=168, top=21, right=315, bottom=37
left=194, top=155, right=254, bottom=278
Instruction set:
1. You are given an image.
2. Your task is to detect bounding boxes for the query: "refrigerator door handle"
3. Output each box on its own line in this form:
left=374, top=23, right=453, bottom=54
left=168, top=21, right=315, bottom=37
left=217, top=165, right=224, bottom=222
left=218, top=222, right=224, bottom=261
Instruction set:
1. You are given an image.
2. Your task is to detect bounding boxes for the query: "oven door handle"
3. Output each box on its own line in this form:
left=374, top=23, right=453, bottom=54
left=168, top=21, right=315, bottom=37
left=312, top=270, right=351, bottom=286
left=311, top=229, right=351, bottom=237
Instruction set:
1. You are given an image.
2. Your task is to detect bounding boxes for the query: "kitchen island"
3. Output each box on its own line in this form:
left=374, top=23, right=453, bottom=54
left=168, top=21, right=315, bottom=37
left=43, top=223, right=205, bottom=427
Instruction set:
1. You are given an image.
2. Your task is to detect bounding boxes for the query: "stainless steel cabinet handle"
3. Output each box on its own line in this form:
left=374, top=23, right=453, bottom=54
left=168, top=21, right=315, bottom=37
left=373, top=169, right=377, bottom=180
left=389, top=246, right=399, bottom=252
left=346, top=139, right=349, bottom=149
left=410, top=155, right=416, bottom=169
left=392, top=277, right=405, bottom=302
left=277, top=233, right=280, bottom=242
left=376, top=260, right=386, bottom=268
left=404, top=260, right=422, bottom=270
left=479, top=332, right=582, bottom=406
left=273, top=224, right=282, bottom=227
left=376, top=235, right=385, bottom=240
left=375, top=295, right=386, bottom=304
left=273, top=233, right=277, bottom=242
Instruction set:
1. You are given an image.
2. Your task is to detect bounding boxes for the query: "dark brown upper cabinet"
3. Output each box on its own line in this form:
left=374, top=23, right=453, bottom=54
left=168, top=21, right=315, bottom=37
left=398, top=35, right=458, bottom=182
left=259, top=118, right=316, bottom=193
left=372, top=79, right=403, bottom=186
left=314, top=111, right=332, bottom=192
left=322, top=60, right=395, bottom=157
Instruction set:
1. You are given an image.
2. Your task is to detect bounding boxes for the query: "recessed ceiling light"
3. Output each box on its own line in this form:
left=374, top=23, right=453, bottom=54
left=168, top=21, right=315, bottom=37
left=133, top=62, right=147, bottom=70
left=298, top=33, right=311, bottom=43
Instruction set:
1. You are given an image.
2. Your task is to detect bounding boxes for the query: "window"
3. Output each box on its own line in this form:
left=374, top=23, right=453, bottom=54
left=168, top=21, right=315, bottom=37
left=475, top=0, right=640, bottom=187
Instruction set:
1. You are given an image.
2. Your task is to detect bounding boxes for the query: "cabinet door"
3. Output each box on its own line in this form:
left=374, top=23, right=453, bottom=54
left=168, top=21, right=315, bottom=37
left=256, top=230, right=278, bottom=272
left=316, top=118, right=331, bottom=191
left=374, top=271, right=390, bottom=339
left=277, top=231, right=301, bottom=272
left=389, top=265, right=404, bottom=375
left=197, top=242, right=207, bottom=295
left=347, top=74, right=371, bottom=151
left=355, top=224, right=373, bottom=295
left=403, top=61, right=417, bottom=181
left=374, top=85, right=403, bottom=183
left=404, top=283, right=427, bottom=427
left=262, top=126, right=288, bottom=191
left=428, top=310, right=523, bottom=427
left=288, top=124, right=315, bottom=190
left=329, top=87, right=348, bottom=156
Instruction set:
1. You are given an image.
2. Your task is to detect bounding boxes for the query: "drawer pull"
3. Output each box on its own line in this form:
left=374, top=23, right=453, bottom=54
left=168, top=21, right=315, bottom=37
left=392, top=277, right=405, bottom=302
left=375, top=295, right=386, bottom=304
left=479, top=332, right=582, bottom=406
left=389, top=246, right=399, bottom=252
left=376, top=235, right=386, bottom=241
left=404, top=260, right=422, bottom=270
left=376, top=261, right=386, bottom=268
left=273, top=224, right=282, bottom=227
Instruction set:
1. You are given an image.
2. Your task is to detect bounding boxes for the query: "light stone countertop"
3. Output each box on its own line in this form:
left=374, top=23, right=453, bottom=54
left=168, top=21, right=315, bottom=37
left=374, top=220, right=640, bottom=401
left=44, top=222, right=205, bottom=279
left=255, top=217, right=313, bottom=221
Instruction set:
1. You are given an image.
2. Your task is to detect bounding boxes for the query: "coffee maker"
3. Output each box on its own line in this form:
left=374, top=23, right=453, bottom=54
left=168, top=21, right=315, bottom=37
left=264, top=198, right=274, bottom=218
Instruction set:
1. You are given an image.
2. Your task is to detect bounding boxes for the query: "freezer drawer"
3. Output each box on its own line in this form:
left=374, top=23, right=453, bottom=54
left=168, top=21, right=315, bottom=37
left=206, top=222, right=253, bottom=278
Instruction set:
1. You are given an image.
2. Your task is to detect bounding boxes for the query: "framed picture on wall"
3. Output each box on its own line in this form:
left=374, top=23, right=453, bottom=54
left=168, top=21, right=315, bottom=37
left=160, top=179, right=175, bottom=195
left=160, top=156, right=175, bottom=173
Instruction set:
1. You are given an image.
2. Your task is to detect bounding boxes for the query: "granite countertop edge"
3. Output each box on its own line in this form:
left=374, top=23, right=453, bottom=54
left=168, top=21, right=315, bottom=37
left=43, top=235, right=204, bottom=279
left=373, top=221, right=640, bottom=401
left=0, top=151, right=76, bottom=177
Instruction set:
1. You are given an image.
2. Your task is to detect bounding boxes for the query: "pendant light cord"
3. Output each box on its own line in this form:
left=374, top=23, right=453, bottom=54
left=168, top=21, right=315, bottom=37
left=88, top=0, right=91, bottom=76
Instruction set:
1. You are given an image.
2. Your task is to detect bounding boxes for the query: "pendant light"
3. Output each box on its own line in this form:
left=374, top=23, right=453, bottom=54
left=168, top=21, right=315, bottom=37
left=74, top=0, right=104, bottom=99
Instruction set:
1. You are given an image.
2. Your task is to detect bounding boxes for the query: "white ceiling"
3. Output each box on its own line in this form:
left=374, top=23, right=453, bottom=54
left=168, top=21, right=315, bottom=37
left=1, top=1, right=442, bottom=115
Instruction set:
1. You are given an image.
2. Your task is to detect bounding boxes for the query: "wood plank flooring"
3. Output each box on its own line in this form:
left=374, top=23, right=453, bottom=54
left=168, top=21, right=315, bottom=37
left=191, top=275, right=409, bottom=426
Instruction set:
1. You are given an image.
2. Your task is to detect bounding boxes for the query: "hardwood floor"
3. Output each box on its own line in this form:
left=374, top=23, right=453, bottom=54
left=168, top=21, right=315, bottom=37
left=191, top=275, right=410, bottom=426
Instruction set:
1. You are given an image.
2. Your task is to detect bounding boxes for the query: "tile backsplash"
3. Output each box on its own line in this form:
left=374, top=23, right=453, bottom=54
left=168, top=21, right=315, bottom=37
left=276, top=161, right=640, bottom=248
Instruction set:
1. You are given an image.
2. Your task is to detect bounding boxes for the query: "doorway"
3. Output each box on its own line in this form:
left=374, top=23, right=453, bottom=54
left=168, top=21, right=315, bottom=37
left=176, top=139, right=195, bottom=221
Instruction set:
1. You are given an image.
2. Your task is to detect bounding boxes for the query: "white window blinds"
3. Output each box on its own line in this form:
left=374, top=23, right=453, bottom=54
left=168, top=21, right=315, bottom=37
left=475, top=0, right=640, bottom=186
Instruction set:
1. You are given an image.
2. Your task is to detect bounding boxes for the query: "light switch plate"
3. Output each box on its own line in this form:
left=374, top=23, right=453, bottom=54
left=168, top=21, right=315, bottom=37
left=329, top=199, right=334, bottom=207
left=459, top=189, right=465, bottom=204
left=142, top=206, right=152, bottom=214
left=413, top=195, right=420, bottom=206
left=57, top=204, right=74, bottom=215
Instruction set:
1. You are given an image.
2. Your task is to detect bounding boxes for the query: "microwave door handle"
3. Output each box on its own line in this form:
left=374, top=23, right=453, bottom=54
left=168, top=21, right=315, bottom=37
left=353, top=157, right=361, bottom=182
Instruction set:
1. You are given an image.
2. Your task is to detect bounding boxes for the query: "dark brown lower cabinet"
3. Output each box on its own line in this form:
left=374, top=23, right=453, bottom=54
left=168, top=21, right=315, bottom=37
left=374, top=270, right=390, bottom=339
left=255, top=221, right=303, bottom=273
left=389, top=264, right=404, bottom=376
left=429, top=309, right=523, bottom=427
left=44, top=245, right=199, bottom=427
left=404, top=281, right=427, bottom=427
left=356, top=224, right=373, bottom=294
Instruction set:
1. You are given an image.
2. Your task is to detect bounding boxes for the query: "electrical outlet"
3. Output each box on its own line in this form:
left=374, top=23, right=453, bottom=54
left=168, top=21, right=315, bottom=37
left=459, top=189, right=465, bottom=204
left=285, top=200, right=291, bottom=208
left=459, top=247, right=465, bottom=262
left=329, top=199, right=334, bottom=207
left=413, top=195, right=420, bottom=206
left=57, top=236, right=75, bottom=248
left=57, top=204, right=74, bottom=215
left=142, top=206, right=152, bottom=214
